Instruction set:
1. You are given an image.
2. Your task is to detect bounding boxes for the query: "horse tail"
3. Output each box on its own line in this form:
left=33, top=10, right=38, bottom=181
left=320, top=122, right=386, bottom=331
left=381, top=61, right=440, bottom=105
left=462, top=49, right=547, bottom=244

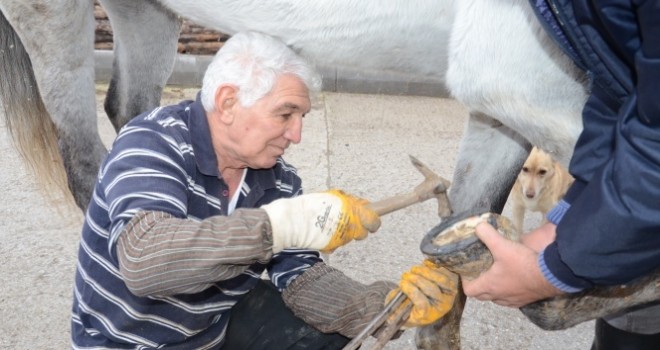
left=0, top=10, right=73, bottom=209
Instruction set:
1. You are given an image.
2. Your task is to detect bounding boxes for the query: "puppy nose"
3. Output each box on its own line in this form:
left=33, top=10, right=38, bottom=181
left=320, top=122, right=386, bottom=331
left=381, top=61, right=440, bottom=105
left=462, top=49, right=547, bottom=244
left=525, top=191, right=536, bottom=198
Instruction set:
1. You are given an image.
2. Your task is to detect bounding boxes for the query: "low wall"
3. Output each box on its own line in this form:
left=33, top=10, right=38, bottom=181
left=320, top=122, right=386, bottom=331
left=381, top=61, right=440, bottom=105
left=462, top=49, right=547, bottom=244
left=94, top=2, right=227, bottom=55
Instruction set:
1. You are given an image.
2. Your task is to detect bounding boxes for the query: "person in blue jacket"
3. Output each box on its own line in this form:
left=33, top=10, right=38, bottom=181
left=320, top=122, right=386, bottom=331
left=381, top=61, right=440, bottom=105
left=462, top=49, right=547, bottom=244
left=462, top=1, right=660, bottom=349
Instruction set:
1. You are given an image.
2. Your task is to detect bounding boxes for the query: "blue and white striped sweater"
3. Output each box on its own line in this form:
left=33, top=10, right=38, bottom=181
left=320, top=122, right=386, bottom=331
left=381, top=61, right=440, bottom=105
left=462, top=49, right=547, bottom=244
left=71, top=95, right=321, bottom=349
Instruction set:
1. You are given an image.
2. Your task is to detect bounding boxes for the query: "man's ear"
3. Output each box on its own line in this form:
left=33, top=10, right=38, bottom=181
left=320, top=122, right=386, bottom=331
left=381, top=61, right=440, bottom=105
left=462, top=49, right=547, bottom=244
left=214, top=85, right=239, bottom=123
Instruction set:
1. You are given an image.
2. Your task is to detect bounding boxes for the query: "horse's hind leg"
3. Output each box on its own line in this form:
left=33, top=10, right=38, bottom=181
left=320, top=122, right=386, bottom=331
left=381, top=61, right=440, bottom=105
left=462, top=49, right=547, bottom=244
left=99, top=0, right=181, bottom=131
left=0, top=1, right=107, bottom=209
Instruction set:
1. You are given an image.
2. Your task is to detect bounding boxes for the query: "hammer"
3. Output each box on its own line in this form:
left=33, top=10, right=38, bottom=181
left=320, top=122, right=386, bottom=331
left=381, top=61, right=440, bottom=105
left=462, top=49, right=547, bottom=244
left=367, top=155, right=452, bottom=227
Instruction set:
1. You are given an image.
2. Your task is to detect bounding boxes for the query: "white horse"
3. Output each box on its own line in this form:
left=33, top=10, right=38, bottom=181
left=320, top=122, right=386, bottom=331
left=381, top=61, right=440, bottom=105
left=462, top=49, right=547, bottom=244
left=1, top=1, right=657, bottom=349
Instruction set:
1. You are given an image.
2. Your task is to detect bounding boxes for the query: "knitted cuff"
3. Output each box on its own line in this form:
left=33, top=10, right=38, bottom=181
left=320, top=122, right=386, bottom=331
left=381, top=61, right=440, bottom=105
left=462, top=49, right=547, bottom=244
left=546, top=199, right=571, bottom=225
left=539, top=249, right=588, bottom=293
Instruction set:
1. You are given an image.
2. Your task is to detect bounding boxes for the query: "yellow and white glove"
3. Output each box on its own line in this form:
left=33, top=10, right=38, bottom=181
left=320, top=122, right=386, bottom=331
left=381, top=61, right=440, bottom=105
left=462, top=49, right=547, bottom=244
left=386, top=260, right=459, bottom=328
left=261, top=189, right=381, bottom=253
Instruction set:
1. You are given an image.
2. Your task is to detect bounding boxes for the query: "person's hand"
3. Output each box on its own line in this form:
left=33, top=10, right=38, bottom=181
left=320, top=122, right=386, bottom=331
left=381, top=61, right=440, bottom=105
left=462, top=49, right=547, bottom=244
left=386, top=260, right=458, bottom=328
left=520, top=222, right=556, bottom=253
left=261, top=189, right=380, bottom=253
left=462, top=222, right=562, bottom=307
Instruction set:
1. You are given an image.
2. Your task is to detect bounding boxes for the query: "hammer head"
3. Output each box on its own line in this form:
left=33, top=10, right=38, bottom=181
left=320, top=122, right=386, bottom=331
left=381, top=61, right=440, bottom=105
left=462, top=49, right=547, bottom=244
left=366, top=155, right=453, bottom=218
left=433, top=183, right=452, bottom=218
left=409, top=155, right=453, bottom=218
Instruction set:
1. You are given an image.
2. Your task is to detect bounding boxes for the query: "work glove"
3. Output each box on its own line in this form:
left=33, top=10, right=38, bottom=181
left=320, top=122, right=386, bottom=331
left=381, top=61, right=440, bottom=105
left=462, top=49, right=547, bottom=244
left=386, top=259, right=459, bottom=328
left=261, top=189, right=381, bottom=253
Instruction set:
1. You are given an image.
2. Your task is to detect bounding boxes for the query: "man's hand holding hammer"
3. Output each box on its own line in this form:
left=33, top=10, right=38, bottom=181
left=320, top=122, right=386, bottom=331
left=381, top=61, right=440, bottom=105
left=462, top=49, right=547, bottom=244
left=263, top=155, right=452, bottom=254
left=262, top=189, right=382, bottom=253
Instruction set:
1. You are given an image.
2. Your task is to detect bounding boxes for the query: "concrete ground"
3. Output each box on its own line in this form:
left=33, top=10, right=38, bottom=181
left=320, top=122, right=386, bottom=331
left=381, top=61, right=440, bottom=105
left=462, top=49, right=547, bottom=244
left=0, top=85, right=593, bottom=349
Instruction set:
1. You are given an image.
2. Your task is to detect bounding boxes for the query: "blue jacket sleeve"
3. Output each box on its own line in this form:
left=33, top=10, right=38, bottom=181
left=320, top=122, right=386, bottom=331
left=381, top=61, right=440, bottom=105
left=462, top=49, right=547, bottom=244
left=541, top=0, right=660, bottom=289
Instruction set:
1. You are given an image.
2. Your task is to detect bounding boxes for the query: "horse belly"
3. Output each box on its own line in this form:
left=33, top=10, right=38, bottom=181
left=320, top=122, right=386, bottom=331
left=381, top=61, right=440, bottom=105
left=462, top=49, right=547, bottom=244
left=156, top=0, right=455, bottom=80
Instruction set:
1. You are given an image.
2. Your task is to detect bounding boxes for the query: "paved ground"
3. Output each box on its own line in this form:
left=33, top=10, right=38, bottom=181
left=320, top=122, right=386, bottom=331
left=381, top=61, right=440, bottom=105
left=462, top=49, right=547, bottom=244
left=0, top=85, right=593, bottom=349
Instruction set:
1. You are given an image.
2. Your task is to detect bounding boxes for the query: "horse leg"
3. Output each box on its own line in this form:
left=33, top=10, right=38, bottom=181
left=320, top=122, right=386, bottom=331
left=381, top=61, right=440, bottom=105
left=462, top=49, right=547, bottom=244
left=416, top=111, right=531, bottom=350
left=416, top=283, right=466, bottom=350
left=522, top=269, right=660, bottom=331
left=448, top=111, right=531, bottom=214
left=0, top=1, right=106, bottom=210
left=99, top=0, right=181, bottom=131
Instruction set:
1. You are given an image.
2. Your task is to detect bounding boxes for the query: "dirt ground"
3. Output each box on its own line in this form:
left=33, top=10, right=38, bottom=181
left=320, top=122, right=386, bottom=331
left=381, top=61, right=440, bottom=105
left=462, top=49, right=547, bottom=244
left=0, top=85, right=593, bottom=349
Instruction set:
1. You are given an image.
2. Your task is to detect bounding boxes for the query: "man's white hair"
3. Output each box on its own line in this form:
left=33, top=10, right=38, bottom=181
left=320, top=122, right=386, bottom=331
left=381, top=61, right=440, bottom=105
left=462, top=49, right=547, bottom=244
left=201, top=31, right=322, bottom=110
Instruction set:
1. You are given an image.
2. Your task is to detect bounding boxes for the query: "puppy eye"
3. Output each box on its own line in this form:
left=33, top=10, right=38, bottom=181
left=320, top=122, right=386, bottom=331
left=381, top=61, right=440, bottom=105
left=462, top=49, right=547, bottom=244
left=539, top=170, right=547, bottom=175
left=522, top=167, right=529, bottom=173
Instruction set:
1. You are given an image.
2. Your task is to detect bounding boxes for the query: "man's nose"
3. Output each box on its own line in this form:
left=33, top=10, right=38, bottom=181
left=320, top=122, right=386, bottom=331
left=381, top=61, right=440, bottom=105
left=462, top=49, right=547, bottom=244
left=284, top=115, right=303, bottom=144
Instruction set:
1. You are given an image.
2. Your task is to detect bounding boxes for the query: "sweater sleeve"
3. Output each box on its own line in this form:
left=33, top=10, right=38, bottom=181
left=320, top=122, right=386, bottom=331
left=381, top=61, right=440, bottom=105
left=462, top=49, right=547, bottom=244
left=282, top=262, right=397, bottom=338
left=116, top=209, right=274, bottom=296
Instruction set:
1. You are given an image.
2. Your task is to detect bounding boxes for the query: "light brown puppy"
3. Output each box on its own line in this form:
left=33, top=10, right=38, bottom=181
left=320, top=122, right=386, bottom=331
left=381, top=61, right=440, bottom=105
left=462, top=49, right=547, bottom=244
left=510, top=147, right=574, bottom=237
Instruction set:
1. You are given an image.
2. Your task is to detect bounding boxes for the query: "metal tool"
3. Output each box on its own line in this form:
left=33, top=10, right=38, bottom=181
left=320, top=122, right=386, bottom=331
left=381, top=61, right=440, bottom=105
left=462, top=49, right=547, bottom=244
left=342, top=291, right=412, bottom=350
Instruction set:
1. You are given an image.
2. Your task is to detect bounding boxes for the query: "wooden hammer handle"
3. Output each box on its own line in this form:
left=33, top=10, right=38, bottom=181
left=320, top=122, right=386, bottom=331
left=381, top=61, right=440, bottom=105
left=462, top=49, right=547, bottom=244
left=367, top=191, right=426, bottom=216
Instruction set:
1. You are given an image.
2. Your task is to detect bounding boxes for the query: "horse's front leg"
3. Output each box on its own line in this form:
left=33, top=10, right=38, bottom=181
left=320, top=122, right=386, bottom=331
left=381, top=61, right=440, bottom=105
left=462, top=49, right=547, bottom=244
left=416, top=111, right=530, bottom=350
left=521, top=269, right=660, bottom=331
left=447, top=111, right=531, bottom=214
left=416, top=286, right=466, bottom=350
left=100, top=0, right=181, bottom=131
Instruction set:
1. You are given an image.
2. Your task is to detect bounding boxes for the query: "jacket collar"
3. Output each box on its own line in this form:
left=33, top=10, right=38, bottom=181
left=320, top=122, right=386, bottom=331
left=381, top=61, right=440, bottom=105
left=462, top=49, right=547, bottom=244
left=188, top=92, right=220, bottom=177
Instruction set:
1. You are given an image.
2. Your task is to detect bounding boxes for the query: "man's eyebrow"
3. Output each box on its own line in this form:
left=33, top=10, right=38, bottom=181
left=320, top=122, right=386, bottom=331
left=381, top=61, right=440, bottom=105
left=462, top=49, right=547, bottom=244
left=274, top=102, right=303, bottom=112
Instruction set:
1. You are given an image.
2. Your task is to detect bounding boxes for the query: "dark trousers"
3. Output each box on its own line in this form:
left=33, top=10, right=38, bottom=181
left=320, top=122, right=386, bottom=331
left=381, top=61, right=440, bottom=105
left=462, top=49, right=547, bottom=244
left=591, top=317, right=660, bottom=350
left=221, top=280, right=351, bottom=350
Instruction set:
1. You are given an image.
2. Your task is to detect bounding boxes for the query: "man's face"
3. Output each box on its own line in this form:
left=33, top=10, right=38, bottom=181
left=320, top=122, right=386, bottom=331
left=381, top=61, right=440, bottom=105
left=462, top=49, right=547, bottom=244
left=229, top=74, right=312, bottom=169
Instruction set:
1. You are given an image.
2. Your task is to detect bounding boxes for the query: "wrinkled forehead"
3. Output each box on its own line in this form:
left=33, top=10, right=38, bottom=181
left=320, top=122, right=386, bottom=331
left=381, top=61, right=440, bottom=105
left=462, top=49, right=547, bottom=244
left=264, top=74, right=313, bottom=111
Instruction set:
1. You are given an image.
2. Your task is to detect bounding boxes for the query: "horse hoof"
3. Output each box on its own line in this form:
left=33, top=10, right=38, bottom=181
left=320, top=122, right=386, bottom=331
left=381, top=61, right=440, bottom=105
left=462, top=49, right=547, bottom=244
left=420, top=209, right=660, bottom=331
left=420, top=209, right=516, bottom=278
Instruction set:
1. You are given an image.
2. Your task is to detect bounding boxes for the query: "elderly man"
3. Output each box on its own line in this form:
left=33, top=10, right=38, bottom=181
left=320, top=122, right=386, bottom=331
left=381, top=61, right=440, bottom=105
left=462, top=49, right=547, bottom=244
left=70, top=31, right=457, bottom=349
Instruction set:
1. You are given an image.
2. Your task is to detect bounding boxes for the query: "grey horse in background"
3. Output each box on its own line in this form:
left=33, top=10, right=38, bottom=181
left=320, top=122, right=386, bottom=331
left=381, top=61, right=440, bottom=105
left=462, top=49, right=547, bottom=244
left=0, top=1, right=657, bottom=349
left=0, top=0, right=453, bottom=210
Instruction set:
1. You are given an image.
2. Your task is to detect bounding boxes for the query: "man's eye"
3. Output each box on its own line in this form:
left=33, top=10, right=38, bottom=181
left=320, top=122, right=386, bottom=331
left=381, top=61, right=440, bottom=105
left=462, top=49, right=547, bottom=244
left=281, top=113, right=292, bottom=119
